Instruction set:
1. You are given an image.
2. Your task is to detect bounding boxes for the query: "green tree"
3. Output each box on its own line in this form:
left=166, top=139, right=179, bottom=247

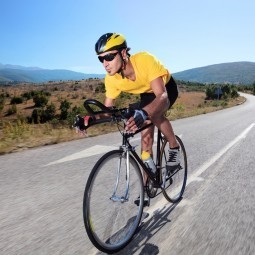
left=21, top=92, right=32, bottom=100
left=221, top=84, right=231, bottom=95
left=231, top=87, right=239, bottom=98
left=45, top=103, right=56, bottom=120
left=60, top=99, right=71, bottom=120
left=33, top=94, right=49, bottom=107
left=31, top=108, right=46, bottom=123
left=67, top=105, right=86, bottom=126
left=10, top=96, right=23, bottom=104
left=205, top=85, right=216, bottom=99
left=0, top=94, right=5, bottom=112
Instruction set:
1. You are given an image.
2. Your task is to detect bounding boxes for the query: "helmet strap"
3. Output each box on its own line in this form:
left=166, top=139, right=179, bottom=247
left=117, top=49, right=127, bottom=79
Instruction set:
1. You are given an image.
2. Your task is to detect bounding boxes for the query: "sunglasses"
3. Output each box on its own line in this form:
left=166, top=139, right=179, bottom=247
left=98, top=52, right=119, bottom=63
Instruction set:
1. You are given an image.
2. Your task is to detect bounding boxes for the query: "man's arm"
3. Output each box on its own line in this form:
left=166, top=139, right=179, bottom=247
left=143, top=76, right=169, bottom=119
left=125, top=76, right=169, bottom=132
left=104, top=97, right=115, bottom=107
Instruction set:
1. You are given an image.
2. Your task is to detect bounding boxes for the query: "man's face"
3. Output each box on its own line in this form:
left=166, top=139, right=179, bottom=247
left=98, top=50, right=122, bottom=76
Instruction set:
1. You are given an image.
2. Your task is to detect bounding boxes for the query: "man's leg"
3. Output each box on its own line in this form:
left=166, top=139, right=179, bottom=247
left=151, top=115, right=178, bottom=148
left=141, top=124, right=155, bottom=183
left=141, top=124, right=155, bottom=155
left=136, top=124, right=154, bottom=207
left=151, top=115, right=180, bottom=168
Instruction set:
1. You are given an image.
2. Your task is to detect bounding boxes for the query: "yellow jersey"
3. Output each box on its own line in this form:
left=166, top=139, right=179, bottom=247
left=105, top=52, right=170, bottom=99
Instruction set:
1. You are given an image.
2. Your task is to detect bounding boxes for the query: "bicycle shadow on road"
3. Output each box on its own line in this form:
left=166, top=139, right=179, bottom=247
left=96, top=201, right=179, bottom=255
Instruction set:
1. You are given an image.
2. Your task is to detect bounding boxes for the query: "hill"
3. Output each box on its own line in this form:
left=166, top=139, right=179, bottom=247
left=1, top=61, right=255, bottom=85
left=173, top=61, right=255, bottom=84
left=0, top=64, right=104, bottom=84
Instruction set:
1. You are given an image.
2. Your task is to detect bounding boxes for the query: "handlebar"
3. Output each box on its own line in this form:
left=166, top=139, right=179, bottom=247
left=84, top=99, right=113, bottom=115
left=83, top=99, right=129, bottom=126
left=82, top=99, right=153, bottom=133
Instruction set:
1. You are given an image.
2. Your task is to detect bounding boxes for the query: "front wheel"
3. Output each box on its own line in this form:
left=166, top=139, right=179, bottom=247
left=160, top=135, right=188, bottom=203
left=83, top=150, right=144, bottom=254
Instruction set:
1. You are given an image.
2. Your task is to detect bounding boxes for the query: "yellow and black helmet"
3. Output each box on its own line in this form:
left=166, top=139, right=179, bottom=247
left=95, top=33, right=128, bottom=55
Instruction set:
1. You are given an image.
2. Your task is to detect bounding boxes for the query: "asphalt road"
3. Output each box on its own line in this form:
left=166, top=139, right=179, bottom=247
left=1, top=93, right=255, bottom=255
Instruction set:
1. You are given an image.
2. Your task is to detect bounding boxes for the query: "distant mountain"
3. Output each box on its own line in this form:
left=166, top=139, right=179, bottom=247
left=1, top=62, right=255, bottom=85
left=173, top=61, right=255, bottom=84
left=0, top=63, right=42, bottom=71
left=0, top=64, right=104, bottom=83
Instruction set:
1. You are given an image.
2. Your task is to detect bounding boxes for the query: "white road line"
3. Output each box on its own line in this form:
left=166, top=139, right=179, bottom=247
left=45, top=145, right=118, bottom=166
left=187, top=122, right=255, bottom=185
left=45, top=132, right=182, bottom=166
left=144, top=122, right=255, bottom=221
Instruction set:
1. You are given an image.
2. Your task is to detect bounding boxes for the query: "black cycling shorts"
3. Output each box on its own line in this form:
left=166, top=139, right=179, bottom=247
left=139, top=76, right=178, bottom=109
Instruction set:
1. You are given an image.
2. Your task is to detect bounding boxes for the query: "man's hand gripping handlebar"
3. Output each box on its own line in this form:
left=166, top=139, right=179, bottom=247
left=72, top=99, right=113, bottom=136
left=73, top=115, right=95, bottom=136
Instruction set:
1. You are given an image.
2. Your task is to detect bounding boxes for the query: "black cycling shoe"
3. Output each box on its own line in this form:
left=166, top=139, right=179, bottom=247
left=134, top=194, right=150, bottom=207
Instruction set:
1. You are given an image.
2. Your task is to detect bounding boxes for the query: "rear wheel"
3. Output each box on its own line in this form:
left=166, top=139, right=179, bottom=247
left=160, top=135, right=187, bottom=203
left=83, top=150, right=144, bottom=253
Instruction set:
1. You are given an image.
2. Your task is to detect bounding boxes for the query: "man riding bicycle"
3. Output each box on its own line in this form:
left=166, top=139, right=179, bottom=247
left=78, top=33, right=180, bottom=205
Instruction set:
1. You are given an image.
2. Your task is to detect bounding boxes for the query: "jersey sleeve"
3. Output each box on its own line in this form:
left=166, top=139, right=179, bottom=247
left=141, top=53, right=170, bottom=84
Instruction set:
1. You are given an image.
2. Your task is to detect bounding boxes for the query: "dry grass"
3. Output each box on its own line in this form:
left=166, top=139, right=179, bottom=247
left=0, top=81, right=245, bottom=154
left=169, top=91, right=245, bottom=120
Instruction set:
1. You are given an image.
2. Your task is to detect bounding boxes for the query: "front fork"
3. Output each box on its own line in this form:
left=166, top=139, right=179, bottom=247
left=110, top=150, right=130, bottom=203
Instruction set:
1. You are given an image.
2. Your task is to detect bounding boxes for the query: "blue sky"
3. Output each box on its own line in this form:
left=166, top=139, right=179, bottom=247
left=1, top=0, right=254, bottom=74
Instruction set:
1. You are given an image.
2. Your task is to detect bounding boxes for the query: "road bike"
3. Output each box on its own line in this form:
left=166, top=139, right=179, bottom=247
left=81, top=99, right=187, bottom=254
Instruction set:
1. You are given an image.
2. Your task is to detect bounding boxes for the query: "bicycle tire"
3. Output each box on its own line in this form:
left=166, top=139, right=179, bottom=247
left=83, top=150, right=144, bottom=254
left=160, top=135, right=187, bottom=203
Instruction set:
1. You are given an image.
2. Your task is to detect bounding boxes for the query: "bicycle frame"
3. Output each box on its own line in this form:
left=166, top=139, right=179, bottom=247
left=83, top=99, right=168, bottom=198
left=120, top=123, right=165, bottom=188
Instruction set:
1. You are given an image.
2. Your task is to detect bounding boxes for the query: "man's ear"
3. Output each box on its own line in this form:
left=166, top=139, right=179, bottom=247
left=121, top=48, right=128, bottom=60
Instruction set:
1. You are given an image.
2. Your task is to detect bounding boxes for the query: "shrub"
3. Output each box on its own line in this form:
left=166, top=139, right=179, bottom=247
left=31, top=108, right=45, bottom=123
left=231, top=89, right=239, bottom=98
left=95, top=83, right=106, bottom=93
left=33, top=94, right=49, bottom=107
left=6, top=104, right=17, bottom=115
left=220, top=100, right=228, bottom=107
left=205, top=86, right=216, bottom=99
left=45, top=103, right=56, bottom=120
left=205, top=84, right=239, bottom=100
left=211, top=101, right=222, bottom=107
left=0, top=95, right=5, bottom=112
left=10, top=96, right=23, bottom=104
left=66, top=105, right=86, bottom=126
left=72, top=105, right=85, bottom=115
left=60, top=99, right=72, bottom=120
left=30, top=102, right=56, bottom=124
left=50, top=118, right=60, bottom=127
left=22, top=92, right=33, bottom=100
left=221, top=84, right=231, bottom=95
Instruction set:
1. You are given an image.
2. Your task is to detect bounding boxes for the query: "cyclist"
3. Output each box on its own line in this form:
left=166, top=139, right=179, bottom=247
left=78, top=33, right=180, bottom=205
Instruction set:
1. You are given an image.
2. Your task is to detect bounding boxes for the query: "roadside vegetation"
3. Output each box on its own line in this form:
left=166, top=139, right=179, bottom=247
left=235, top=83, right=255, bottom=95
left=0, top=79, right=248, bottom=154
